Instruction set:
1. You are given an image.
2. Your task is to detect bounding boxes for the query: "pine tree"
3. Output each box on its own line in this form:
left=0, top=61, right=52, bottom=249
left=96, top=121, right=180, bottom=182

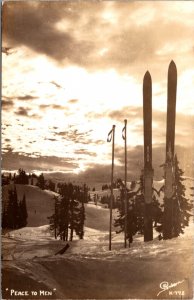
left=37, top=173, right=45, bottom=190
left=3, top=188, right=28, bottom=229
left=47, top=180, right=55, bottom=192
left=20, top=194, right=28, bottom=227
left=75, top=188, right=85, bottom=239
left=48, top=196, right=60, bottom=239
left=159, top=155, right=193, bottom=239
left=48, top=182, right=86, bottom=241
left=77, top=200, right=85, bottom=239
left=114, top=176, right=162, bottom=245
left=15, top=169, right=29, bottom=184
left=6, top=187, right=19, bottom=229
left=114, top=178, right=145, bottom=245
left=83, top=184, right=89, bottom=203
left=2, top=206, right=8, bottom=229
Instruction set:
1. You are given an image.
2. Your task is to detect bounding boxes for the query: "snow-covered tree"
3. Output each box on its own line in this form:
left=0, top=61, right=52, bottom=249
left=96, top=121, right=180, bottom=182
left=48, top=183, right=86, bottom=241
left=158, top=155, right=193, bottom=239
left=115, top=176, right=162, bottom=245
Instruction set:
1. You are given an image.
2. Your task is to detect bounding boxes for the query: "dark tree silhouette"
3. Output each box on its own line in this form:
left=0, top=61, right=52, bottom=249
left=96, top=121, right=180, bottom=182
left=46, top=179, right=55, bottom=192
left=48, top=183, right=87, bottom=241
left=37, top=173, right=45, bottom=190
left=19, top=194, right=28, bottom=227
left=15, top=169, right=29, bottom=184
left=2, top=187, right=28, bottom=229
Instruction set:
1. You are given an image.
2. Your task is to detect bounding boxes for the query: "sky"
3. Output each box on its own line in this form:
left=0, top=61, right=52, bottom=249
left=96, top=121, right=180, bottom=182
left=2, top=1, right=194, bottom=183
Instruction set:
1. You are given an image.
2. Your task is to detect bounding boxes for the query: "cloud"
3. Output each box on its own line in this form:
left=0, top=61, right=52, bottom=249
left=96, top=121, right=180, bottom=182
left=74, top=149, right=97, bottom=157
left=2, top=150, right=78, bottom=172
left=86, top=106, right=142, bottom=122
left=108, top=106, right=142, bottom=122
left=3, top=1, right=194, bottom=77
left=113, top=144, right=193, bottom=180
left=2, top=2, right=94, bottom=65
left=68, top=99, right=79, bottom=104
left=39, top=104, right=50, bottom=110
left=55, top=129, right=93, bottom=144
left=1, top=99, right=14, bottom=110
left=17, top=95, right=37, bottom=101
left=107, top=106, right=193, bottom=147
left=39, top=104, right=68, bottom=111
left=52, top=104, right=66, bottom=110
left=44, top=138, right=57, bottom=142
left=15, top=107, right=30, bottom=117
left=86, top=111, right=106, bottom=120
left=2, top=144, right=193, bottom=182
left=152, top=111, right=193, bottom=146
left=30, top=113, right=42, bottom=120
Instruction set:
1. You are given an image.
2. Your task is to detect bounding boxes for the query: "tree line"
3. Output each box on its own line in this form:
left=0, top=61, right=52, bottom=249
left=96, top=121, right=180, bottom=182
left=2, top=169, right=55, bottom=192
left=2, top=186, right=28, bottom=229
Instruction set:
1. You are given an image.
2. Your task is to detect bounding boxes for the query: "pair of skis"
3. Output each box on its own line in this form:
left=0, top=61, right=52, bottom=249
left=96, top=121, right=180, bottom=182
left=143, top=60, right=177, bottom=241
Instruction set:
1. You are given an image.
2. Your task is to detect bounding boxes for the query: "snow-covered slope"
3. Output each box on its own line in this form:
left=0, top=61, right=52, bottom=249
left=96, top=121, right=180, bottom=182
left=2, top=184, right=57, bottom=226
left=2, top=218, right=194, bottom=299
left=2, top=182, right=194, bottom=299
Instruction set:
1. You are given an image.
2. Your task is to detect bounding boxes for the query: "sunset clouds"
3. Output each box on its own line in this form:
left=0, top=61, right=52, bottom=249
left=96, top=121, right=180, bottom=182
left=2, top=1, right=194, bottom=180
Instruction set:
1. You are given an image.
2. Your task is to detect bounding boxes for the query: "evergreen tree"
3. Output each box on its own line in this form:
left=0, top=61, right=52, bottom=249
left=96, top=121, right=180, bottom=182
left=69, top=198, right=80, bottom=241
left=75, top=188, right=85, bottom=239
left=114, top=178, right=144, bottom=245
left=15, top=169, right=29, bottom=184
left=83, top=184, right=89, bottom=203
left=48, top=182, right=86, bottom=241
left=114, top=176, right=162, bottom=245
left=2, top=173, right=9, bottom=186
left=6, top=187, right=19, bottom=229
left=77, top=200, right=85, bottom=239
left=19, top=194, right=28, bottom=227
left=2, top=187, right=28, bottom=229
left=2, top=206, right=8, bottom=229
left=159, top=155, right=193, bottom=239
left=46, top=179, right=55, bottom=192
left=37, top=173, right=45, bottom=190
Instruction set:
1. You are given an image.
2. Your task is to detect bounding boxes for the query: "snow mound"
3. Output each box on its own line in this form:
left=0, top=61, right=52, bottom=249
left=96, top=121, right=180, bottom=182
left=4, top=225, right=53, bottom=241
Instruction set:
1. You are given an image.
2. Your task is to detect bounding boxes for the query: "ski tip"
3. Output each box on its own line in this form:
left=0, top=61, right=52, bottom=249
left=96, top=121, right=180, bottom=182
left=143, top=71, right=151, bottom=81
left=169, top=60, right=177, bottom=72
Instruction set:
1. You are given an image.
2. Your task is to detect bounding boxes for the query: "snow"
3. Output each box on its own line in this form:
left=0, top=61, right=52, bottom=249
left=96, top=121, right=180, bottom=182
left=2, top=183, right=194, bottom=299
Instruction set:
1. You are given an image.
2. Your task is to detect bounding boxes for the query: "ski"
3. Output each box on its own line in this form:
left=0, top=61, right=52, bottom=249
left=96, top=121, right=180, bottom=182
left=143, top=71, right=154, bottom=242
left=163, top=60, right=177, bottom=239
